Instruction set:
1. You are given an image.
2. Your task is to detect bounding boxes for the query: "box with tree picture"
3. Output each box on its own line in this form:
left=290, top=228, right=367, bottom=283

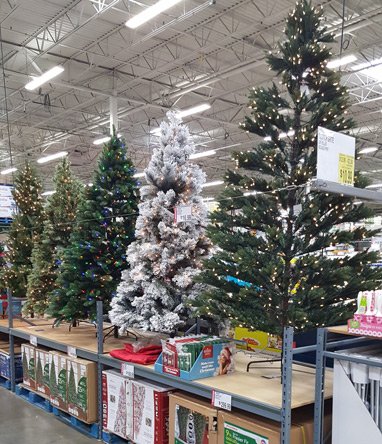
left=67, top=357, right=97, bottom=423
left=49, top=351, right=67, bottom=411
left=21, top=344, right=36, bottom=390
left=35, top=349, right=50, bottom=396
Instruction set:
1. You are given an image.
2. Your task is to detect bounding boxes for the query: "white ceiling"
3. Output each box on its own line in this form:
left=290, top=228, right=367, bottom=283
left=0, top=0, right=382, bottom=195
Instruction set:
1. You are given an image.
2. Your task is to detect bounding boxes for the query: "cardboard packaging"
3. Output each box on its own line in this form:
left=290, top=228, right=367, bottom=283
left=49, top=351, right=67, bottom=411
left=0, top=345, right=22, bottom=381
left=102, top=370, right=133, bottom=440
left=217, top=406, right=332, bottom=444
left=67, top=357, right=97, bottom=423
left=169, top=393, right=218, bottom=444
left=234, top=328, right=282, bottom=354
left=35, top=348, right=50, bottom=396
left=132, top=379, right=172, bottom=444
left=21, top=344, right=37, bottom=389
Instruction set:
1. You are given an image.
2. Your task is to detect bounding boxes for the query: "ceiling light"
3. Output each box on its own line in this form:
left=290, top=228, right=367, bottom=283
left=359, top=147, right=378, bottom=154
left=134, top=172, right=145, bottom=178
left=93, top=133, right=121, bottom=145
left=354, top=201, right=363, bottom=205
left=351, top=57, right=382, bottom=81
left=150, top=128, right=161, bottom=136
left=42, top=191, right=55, bottom=196
left=202, top=180, right=224, bottom=188
left=37, top=151, right=68, bottom=164
left=244, top=191, right=258, bottom=196
left=203, top=197, right=216, bottom=202
left=0, top=167, right=17, bottom=175
left=25, top=66, right=64, bottom=91
left=366, top=183, right=382, bottom=189
left=327, top=54, right=357, bottom=69
left=177, top=103, right=211, bottom=119
left=126, top=0, right=183, bottom=29
left=87, top=183, right=93, bottom=187
left=190, top=150, right=216, bottom=160
left=264, top=130, right=294, bottom=141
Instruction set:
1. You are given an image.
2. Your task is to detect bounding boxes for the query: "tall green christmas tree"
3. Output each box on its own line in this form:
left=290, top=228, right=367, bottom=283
left=48, top=133, right=139, bottom=325
left=2, top=163, right=45, bottom=300
left=25, top=158, right=82, bottom=316
left=195, top=1, right=382, bottom=335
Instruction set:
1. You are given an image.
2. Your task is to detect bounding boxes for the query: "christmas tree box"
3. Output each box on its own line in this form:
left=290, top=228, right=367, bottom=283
left=169, top=392, right=218, bottom=444
left=49, top=351, right=67, bottom=411
left=132, top=379, right=173, bottom=444
left=35, top=348, right=50, bottom=396
left=0, top=345, right=22, bottom=381
left=21, top=344, right=37, bottom=389
left=155, top=337, right=235, bottom=381
left=217, top=406, right=332, bottom=444
left=234, top=328, right=282, bottom=354
left=102, top=370, right=133, bottom=440
left=67, top=357, right=97, bottom=423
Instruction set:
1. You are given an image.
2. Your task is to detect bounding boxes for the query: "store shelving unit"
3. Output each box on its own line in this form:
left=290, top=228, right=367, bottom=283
left=0, top=293, right=327, bottom=444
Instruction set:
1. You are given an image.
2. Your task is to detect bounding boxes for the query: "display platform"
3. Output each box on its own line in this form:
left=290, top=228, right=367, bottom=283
left=328, top=325, right=382, bottom=339
left=0, top=317, right=52, bottom=334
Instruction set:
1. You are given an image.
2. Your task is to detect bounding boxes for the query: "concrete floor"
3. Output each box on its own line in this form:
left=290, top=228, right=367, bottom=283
left=0, top=387, right=97, bottom=444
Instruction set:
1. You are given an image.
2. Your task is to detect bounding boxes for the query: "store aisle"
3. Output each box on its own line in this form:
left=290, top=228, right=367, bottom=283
left=0, top=388, right=96, bottom=444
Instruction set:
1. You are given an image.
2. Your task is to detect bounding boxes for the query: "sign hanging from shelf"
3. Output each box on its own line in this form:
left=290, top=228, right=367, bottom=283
left=317, top=127, right=355, bottom=186
left=121, top=362, right=135, bottom=379
left=67, top=346, right=77, bottom=358
left=212, top=389, right=232, bottom=411
left=29, top=335, right=37, bottom=346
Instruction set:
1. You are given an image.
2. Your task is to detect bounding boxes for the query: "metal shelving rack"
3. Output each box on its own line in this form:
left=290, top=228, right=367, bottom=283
left=0, top=293, right=322, bottom=444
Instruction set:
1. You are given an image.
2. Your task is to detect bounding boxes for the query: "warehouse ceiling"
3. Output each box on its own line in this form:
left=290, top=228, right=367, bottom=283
left=1, top=0, right=382, bottom=196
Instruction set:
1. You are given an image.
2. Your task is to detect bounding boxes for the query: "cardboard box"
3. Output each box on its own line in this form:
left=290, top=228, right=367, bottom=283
left=102, top=370, right=133, bottom=440
left=67, top=357, right=97, bottom=423
left=132, top=379, right=172, bottom=444
left=169, top=393, right=218, bottom=444
left=21, top=344, right=36, bottom=389
left=234, top=328, right=282, bottom=354
left=49, top=351, right=67, bottom=411
left=217, top=405, right=332, bottom=444
left=35, top=348, right=50, bottom=396
left=0, top=345, right=22, bottom=381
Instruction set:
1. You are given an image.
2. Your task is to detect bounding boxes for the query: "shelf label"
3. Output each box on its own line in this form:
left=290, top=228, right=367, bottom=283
left=121, top=363, right=135, bottom=379
left=212, top=390, right=232, bottom=411
left=174, top=205, right=192, bottom=223
left=67, top=346, right=77, bottom=358
left=29, top=335, right=37, bottom=346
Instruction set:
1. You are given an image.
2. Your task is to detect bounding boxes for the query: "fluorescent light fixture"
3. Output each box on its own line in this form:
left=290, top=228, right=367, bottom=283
left=126, top=0, right=183, bottom=29
left=42, top=190, right=55, bottom=196
left=93, top=133, right=121, bottom=145
left=37, top=151, right=68, bottom=164
left=264, top=130, right=295, bottom=141
left=203, top=197, right=216, bottom=202
left=190, top=150, right=216, bottom=160
left=366, top=183, right=382, bottom=189
left=327, top=54, right=357, bottom=69
left=150, top=128, right=161, bottom=136
left=351, top=57, right=382, bottom=81
left=359, top=147, right=378, bottom=154
left=202, top=180, right=224, bottom=188
left=25, top=66, right=64, bottom=91
left=354, top=201, right=363, bottom=205
left=133, top=172, right=145, bottom=178
left=87, top=183, right=93, bottom=187
left=0, top=167, right=17, bottom=175
left=244, top=191, right=258, bottom=196
left=177, top=103, right=211, bottom=119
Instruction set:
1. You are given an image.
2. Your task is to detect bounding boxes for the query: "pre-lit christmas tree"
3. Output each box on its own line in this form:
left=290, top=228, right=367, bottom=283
left=68, top=363, right=77, bottom=405
left=48, top=133, right=139, bottom=324
left=109, top=112, right=210, bottom=333
left=25, top=158, right=82, bottom=316
left=195, top=1, right=382, bottom=335
left=2, top=163, right=45, bottom=300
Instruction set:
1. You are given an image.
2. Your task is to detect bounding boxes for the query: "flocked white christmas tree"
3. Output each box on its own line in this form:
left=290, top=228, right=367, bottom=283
left=109, top=111, right=210, bottom=333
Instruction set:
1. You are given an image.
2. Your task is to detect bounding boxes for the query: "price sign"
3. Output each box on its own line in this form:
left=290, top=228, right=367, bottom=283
left=30, top=335, right=38, bottom=346
left=67, top=346, right=77, bottom=358
left=212, top=390, right=232, bottom=411
left=338, top=153, right=354, bottom=185
left=121, top=363, right=135, bottom=379
left=174, top=205, right=193, bottom=224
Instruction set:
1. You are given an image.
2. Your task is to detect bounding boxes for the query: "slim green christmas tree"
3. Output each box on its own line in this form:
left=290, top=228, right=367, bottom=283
left=25, top=158, right=82, bottom=316
left=36, top=355, right=43, bottom=387
left=68, top=363, right=77, bottom=405
left=2, top=163, right=45, bottom=300
left=48, top=133, right=139, bottom=324
left=195, top=1, right=382, bottom=334
left=49, top=360, right=58, bottom=397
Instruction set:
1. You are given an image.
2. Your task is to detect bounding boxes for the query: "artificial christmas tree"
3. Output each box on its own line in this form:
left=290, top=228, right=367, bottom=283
left=2, top=163, right=45, bottom=302
left=195, top=0, right=382, bottom=335
left=48, top=133, right=138, bottom=324
left=109, top=112, right=210, bottom=333
left=25, top=158, right=82, bottom=316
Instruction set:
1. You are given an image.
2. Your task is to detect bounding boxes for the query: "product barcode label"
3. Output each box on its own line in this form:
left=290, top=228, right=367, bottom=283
left=212, top=390, right=232, bottom=411
left=67, top=346, right=77, bottom=358
left=30, top=335, right=38, bottom=346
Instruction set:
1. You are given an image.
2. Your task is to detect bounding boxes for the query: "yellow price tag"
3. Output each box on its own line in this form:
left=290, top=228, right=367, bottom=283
left=338, top=153, right=354, bottom=185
